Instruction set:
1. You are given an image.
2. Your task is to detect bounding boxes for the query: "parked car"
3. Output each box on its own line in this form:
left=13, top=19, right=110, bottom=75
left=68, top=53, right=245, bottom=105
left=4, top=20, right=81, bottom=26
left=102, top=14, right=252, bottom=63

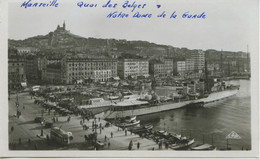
left=34, top=116, right=45, bottom=123
left=44, top=122, right=53, bottom=128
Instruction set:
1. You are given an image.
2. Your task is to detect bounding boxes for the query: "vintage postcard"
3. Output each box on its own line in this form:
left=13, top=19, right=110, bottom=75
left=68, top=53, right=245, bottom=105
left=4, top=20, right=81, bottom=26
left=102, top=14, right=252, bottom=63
left=0, top=0, right=259, bottom=157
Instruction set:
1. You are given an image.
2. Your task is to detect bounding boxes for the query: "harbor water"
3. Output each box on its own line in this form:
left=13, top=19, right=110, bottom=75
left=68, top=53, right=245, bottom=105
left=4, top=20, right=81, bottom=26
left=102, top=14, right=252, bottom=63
left=137, top=80, right=251, bottom=150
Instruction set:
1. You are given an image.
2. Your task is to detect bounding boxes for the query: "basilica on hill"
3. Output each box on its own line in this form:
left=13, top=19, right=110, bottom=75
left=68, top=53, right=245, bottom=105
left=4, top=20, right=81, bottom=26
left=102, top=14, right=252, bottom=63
left=54, top=21, right=70, bottom=34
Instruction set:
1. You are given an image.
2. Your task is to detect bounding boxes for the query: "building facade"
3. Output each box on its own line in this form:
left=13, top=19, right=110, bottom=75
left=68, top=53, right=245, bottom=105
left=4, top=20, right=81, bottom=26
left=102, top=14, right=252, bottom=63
left=25, top=55, right=39, bottom=84
left=149, top=59, right=173, bottom=78
left=8, top=56, right=26, bottom=90
left=45, top=63, right=62, bottom=84
left=177, top=61, right=186, bottom=74
left=118, top=59, right=149, bottom=79
left=61, top=57, right=117, bottom=84
left=191, top=50, right=205, bottom=72
left=185, top=58, right=195, bottom=72
left=92, top=70, right=112, bottom=82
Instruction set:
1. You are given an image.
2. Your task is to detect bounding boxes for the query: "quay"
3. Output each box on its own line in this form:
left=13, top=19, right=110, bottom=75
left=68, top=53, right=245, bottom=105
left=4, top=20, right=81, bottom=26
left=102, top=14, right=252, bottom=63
left=9, top=92, right=168, bottom=150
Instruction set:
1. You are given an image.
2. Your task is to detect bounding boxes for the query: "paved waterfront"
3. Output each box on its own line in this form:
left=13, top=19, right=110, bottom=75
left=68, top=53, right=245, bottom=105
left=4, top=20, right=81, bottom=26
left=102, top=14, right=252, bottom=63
left=9, top=92, right=165, bottom=150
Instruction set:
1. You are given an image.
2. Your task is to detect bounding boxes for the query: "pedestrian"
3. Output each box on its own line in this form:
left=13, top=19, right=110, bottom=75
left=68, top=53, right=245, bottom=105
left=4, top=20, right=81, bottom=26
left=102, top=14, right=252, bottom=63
left=105, top=135, right=107, bottom=141
left=165, top=142, right=168, bottom=149
left=19, top=138, right=21, bottom=144
left=108, top=141, right=110, bottom=149
left=128, top=140, right=133, bottom=150
left=137, top=142, right=140, bottom=149
left=13, top=142, right=16, bottom=150
left=98, top=117, right=100, bottom=122
left=80, top=120, right=83, bottom=125
left=41, top=129, right=43, bottom=136
left=125, top=129, right=127, bottom=136
left=11, top=126, right=14, bottom=133
left=110, top=132, right=113, bottom=138
left=152, top=147, right=154, bottom=151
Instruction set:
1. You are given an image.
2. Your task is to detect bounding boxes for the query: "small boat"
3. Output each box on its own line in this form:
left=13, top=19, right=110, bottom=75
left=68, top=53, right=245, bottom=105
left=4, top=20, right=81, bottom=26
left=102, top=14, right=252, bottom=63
left=158, top=130, right=169, bottom=136
left=117, top=120, right=140, bottom=127
left=129, top=124, right=153, bottom=133
left=169, top=138, right=195, bottom=150
left=191, top=144, right=217, bottom=151
left=187, top=92, right=200, bottom=97
left=124, top=116, right=136, bottom=123
left=143, top=124, right=153, bottom=130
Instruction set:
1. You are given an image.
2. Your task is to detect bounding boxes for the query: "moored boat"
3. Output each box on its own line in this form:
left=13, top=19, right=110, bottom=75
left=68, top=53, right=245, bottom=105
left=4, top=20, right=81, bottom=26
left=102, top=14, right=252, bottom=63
left=169, top=138, right=195, bottom=150
left=191, top=144, right=217, bottom=151
left=116, top=120, right=140, bottom=127
left=124, top=116, right=136, bottom=123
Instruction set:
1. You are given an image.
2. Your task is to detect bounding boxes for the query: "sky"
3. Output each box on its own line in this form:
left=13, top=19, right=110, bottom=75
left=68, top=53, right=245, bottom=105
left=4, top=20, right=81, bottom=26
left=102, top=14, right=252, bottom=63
left=8, top=0, right=258, bottom=52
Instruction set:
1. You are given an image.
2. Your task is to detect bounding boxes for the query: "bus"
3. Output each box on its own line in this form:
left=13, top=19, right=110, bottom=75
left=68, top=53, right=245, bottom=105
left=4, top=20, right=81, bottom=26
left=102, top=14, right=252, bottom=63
left=50, top=127, right=70, bottom=145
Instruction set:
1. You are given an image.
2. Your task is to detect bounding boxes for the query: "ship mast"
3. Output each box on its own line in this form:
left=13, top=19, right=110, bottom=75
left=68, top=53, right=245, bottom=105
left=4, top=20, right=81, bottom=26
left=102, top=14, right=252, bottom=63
left=204, top=59, right=209, bottom=94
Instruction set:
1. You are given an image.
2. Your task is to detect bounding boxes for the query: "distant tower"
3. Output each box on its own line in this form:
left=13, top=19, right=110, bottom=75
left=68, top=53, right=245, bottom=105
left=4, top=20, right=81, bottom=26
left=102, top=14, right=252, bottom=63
left=63, top=21, right=66, bottom=30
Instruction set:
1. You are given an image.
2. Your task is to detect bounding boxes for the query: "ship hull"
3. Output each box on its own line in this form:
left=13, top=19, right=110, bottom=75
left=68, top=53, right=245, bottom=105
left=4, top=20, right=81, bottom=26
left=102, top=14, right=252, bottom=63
left=104, top=89, right=239, bottom=119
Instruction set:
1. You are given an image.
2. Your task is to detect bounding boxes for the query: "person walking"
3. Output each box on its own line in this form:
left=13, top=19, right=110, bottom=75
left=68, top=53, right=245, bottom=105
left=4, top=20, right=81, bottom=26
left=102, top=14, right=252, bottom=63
left=41, top=129, right=43, bottom=136
left=110, top=132, right=113, bottom=138
left=125, top=129, right=127, bottom=136
left=34, top=144, right=38, bottom=150
left=46, top=135, right=49, bottom=141
left=165, top=142, right=168, bottom=149
left=108, top=141, right=110, bottom=149
left=11, top=126, right=14, bottom=133
left=128, top=140, right=133, bottom=150
left=137, top=142, right=140, bottom=149
left=84, top=135, right=87, bottom=142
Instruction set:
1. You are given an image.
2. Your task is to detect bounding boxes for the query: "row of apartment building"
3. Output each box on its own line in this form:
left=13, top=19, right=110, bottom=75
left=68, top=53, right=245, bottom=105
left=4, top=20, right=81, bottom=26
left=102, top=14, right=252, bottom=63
left=8, top=50, right=213, bottom=88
